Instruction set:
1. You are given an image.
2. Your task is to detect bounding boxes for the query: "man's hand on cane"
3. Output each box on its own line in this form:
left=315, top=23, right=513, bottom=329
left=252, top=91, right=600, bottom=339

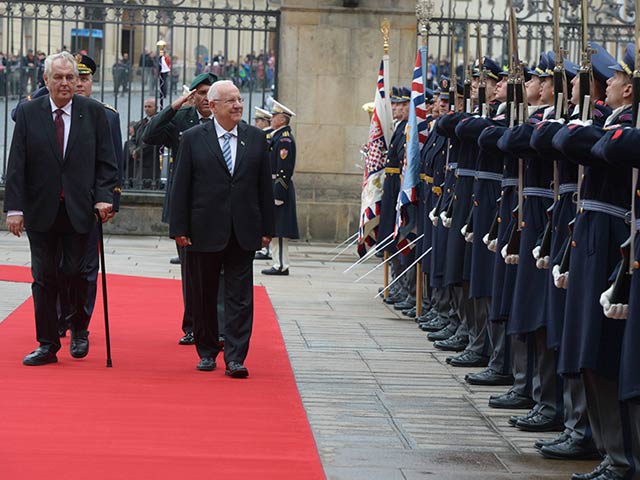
left=94, top=202, right=114, bottom=223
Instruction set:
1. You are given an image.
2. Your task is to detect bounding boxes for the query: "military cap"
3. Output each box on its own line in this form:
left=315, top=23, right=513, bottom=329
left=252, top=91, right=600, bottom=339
left=391, top=86, right=410, bottom=103
left=76, top=53, right=97, bottom=76
left=530, top=53, right=549, bottom=77
left=587, top=42, right=616, bottom=83
left=472, top=57, right=501, bottom=81
left=609, top=42, right=635, bottom=76
left=255, top=106, right=273, bottom=120
left=546, top=51, right=579, bottom=80
left=425, top=87, right=434, bottom=103
left=189, top=72, right=218, bottom=90
left=271, top=99, right=296, bottom=117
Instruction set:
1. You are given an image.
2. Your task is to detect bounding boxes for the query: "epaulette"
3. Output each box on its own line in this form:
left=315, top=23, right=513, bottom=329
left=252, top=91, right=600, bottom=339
left=282, top=131, right=289, bottom=137
left=618, top=113, right=633, bottom=123
left=101, top=101, right=118, bottom=113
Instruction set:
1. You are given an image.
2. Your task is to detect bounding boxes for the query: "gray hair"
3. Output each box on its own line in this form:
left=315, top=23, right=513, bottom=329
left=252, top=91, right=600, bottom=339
left=44, top=51, right=78, bottom=78
left=207, top=80, right=236, bottom=101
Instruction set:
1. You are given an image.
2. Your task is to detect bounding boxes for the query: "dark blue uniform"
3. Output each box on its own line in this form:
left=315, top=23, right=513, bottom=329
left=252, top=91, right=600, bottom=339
left=269, top=125, right=299, bottom=239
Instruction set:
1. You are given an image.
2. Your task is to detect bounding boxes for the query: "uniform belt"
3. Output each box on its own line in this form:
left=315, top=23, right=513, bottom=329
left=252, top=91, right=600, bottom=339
left=456, top=168, right=476, bottom=178
left=559, top=183, right=578, bottom=195
left=385, top=167, right=401, bottom=175
left=446, top=162, right=458, bottom=171
left=475, top=171, right=503, bottom=182
left=523, top=187, right=554, bottom=199
left=420, top=173, right=434, bottom=184
left=501, top=178, right=519, bottom=188
left=580, top=199, right=630, bottom=221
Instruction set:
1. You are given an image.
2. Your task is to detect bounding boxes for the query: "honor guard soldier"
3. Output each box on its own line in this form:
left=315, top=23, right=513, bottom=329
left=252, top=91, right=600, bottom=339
left=254, top=106, right=274, bottom=261
left=530, top=44, right=614, bottom=461
left=552, top=42, right=636, bottom=480
left=420, top=78, right=458, bottom=334
left=377, top=87, right=411, bottom=303
left=142, top=71, right=220, bottom=345
left=261, top=100, right=299, bottom=276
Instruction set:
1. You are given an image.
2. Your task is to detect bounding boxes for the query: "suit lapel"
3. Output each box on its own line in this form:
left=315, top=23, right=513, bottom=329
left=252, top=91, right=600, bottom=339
left=65, top=95, right=84, bottom=162
left=41, top=96, right=63, bottom=164
left=202, top=122, right=231, bottom=176
left=234, top=123, right=248, bottom=177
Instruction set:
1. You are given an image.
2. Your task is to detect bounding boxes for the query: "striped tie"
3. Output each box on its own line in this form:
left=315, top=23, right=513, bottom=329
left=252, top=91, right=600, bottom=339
left=222, top=132, right=233, bottom=174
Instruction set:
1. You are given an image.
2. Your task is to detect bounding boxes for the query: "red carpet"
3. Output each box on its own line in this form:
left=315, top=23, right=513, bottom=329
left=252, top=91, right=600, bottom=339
left=0, top=265, right=325, bottom=480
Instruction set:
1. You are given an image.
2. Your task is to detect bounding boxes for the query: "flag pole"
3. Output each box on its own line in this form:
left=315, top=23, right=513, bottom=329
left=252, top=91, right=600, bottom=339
left=381, top=18, right=392, bottom=298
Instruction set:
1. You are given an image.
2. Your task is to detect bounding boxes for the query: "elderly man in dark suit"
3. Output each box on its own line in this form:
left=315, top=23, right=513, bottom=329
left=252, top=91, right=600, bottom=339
left=170, top=80, right=274, bottom=378
left=4, top=51, right=118, bottom=366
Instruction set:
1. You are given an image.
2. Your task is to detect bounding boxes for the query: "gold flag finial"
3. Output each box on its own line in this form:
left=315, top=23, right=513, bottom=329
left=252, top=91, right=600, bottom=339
left=381, top=18, right=391, bottom=55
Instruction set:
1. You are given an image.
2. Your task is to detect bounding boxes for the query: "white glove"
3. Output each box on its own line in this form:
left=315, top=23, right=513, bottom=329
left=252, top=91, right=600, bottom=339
left=552, top=264, right=569, bottom=289
left=429, top=208, right=439, bottom=226
left=501, top=244, right=508, bottom=259
left=274, top=199, right=284, bottom=206
left=461, top=225, right=473, bottom=243
left=487, top=238, right=497, bottom=252
left=501, top=244, right=519, bottom=264
left=600, top=284, right=629, bottom=319
left=568, top=118, right=593, bottom=127
left=549, top=117, right=566, bottom=125
left=440, top=211, right=452, bottom=228
left=532, top=246, right=550, bottom=270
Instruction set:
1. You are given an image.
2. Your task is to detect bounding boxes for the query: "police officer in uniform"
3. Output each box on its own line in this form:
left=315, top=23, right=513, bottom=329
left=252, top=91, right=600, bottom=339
left=262, top=100, right=299, bottom=275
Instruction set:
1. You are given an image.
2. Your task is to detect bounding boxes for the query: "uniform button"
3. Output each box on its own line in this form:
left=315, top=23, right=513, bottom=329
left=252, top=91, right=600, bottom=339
left=636, top=189, right=640, bottom=197
left=497, top=217, right=502, bottom=223
left=634, top=261, right=640, bottom=270
left=473, top=200, right=479, bottom=206
left=454, top=195, right=458, bottom=200
left=571, top=240, right=577, bottom=247
left=521, top=221, right=526, bottom=228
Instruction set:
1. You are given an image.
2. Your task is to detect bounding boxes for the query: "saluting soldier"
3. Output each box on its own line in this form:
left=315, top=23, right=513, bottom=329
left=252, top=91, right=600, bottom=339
left=553, top=43, right=636, bottom=480
left=261, top=100, right=300, bottom=276
left=142, top=72, right=219, bottom=345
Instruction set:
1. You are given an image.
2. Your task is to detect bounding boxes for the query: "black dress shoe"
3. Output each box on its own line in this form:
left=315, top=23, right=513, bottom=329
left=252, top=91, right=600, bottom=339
left=261, top=267, right=289, bottom=276
left=466, top=368, right=514, bottom=386
left=427, top=325, right=456, bottom=341
left=70, top=331, right=90, bottom=359
left=571, top=460, right=611, bottom=480
left=535, top=432, right=570, bottom=450
left=448, top=350, right=489, bottom=367
left=170, top=256, right=181, bottom=265
left=383, top=293, right=405, bottom=304
left=540, top=436, right=601, bottom=460
left=179, top=332, right=195, bottom=345
left=225, top=361, right=249, bottom=378
left=508, top=407, right=538, bottom=426
left=196, top=357, right=216, bottom=371
left=254, top=252, right=272, bottom=260
left=402, top=307, right=417, bottom=318
left=434, top=334, right=469, bottom=352
left=23, top=347, right=58, bottom=366
left=393, top=301, right=415, bottom=311
left=58, top=324, right=69, bottom=338
left=420, top=316, right=449, bottom=332
left=488, top=390, right=536, bottom=409
left=592, top=469, right=624, bottom=480
left=516, top=412, right=564, bottom=432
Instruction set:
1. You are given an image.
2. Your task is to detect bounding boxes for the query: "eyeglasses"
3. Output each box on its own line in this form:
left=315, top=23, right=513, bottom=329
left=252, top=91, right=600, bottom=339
left=213, top=97, right=244, bottom=105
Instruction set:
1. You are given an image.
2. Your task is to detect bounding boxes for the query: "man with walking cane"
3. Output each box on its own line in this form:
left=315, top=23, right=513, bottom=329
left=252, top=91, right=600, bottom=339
left=4, top=52, right=118, bottom=366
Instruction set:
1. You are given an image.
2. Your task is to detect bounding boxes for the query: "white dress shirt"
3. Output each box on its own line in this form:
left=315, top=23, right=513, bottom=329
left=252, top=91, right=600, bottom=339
left=213, top=117, right=238, bottom=174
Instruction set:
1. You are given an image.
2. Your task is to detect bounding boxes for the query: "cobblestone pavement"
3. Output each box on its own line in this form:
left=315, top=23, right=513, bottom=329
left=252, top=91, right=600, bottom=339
left=0, top=232, right=598, bottom=479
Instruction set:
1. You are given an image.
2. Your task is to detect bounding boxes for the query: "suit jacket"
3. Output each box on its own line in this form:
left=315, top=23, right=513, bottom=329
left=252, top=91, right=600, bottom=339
left=4, top=94, right=118, bottom=234
left=169, top=121, right=275, bottom=252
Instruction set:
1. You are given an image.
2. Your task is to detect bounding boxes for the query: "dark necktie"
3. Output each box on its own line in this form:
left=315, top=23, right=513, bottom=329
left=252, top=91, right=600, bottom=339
left=54, top=108, right=65, bottom=157
left=199, top=117, right=211, bottom=124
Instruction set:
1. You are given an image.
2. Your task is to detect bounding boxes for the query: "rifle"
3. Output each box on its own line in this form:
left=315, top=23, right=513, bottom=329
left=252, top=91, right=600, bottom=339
left=486, top=198, right=501, bottom=243
left=558, top=0, right=594, bottom=273
left=505, top=3, right=527, bottom=256
left=559, top=218, right=575, bottom=274
left=476, top=22, right=487, bottom=117
left=538, top=0, right=568, bottom=261
left=608, top=0, right=640, bottom=304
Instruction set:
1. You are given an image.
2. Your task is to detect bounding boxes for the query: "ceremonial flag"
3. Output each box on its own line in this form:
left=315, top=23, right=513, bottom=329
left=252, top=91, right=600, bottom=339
left=395, top=46, right=428, bottom=251
left=357, top=58, right=394, bottom=257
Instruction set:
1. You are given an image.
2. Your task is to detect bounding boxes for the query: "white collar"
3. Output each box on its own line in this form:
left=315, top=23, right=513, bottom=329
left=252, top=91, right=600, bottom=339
left=213, top=117, right=238, bottom=138
left=49, top=96, right=72, bottom=116
left=605, top=104, right=631, bottom=127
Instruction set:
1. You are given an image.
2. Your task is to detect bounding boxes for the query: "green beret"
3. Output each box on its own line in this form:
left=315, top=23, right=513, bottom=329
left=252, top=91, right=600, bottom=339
left=189, top=72, right=218, bottom=90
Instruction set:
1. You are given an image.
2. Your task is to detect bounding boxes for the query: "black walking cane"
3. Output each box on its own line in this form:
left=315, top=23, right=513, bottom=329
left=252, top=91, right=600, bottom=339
left=95, top=209, right=113, bottom=368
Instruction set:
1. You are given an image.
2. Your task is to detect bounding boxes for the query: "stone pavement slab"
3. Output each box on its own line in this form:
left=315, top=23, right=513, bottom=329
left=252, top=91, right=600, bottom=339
left=0, top=233, right=599, bottom=479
